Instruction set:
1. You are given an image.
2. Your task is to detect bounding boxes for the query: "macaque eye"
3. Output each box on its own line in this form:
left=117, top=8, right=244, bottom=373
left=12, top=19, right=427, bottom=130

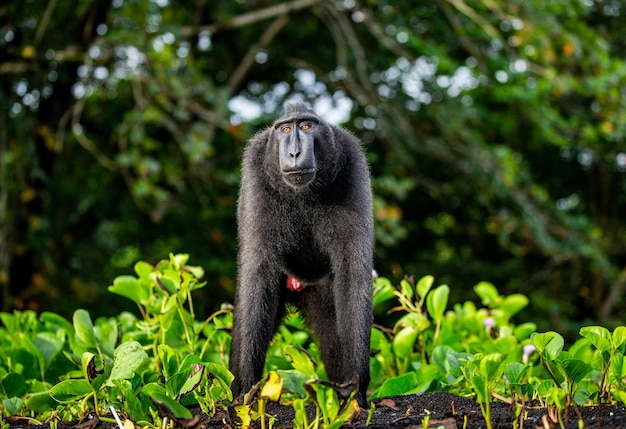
left=281, top=126, right=292, bottom=133
left=300, top=123, right=311, bottom=130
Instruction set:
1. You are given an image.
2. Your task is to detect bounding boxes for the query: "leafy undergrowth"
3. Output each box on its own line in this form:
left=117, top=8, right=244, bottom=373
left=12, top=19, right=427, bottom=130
left=231, top=392, right=626, bottom=429
left=2, top=254, right=626, bottom=429
left=8, top=392, right=626, bottom=428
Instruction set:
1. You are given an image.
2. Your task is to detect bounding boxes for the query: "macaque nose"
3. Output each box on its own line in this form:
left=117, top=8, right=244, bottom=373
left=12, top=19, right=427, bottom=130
left=289, top=135, right=301, bottom=158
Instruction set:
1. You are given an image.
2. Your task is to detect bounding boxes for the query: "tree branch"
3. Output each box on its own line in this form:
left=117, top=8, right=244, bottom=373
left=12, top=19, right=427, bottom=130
left=180, top=0, right=320, bottom=36
left=34, top=0, right=59, bottom=47
left=226, top=13, right=289, bottom=94
left=436, top=0, right=490, bottom=77
left=70, top=98, right=118, bottom=171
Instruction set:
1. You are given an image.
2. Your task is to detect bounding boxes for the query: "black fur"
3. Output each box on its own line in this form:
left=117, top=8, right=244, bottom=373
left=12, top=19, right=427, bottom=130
left=229, top=103, right=373, bottom=407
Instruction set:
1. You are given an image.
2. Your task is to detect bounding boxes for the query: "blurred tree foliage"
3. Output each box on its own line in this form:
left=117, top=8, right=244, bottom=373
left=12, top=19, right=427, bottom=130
left=1, top=0, right=625, bottom=335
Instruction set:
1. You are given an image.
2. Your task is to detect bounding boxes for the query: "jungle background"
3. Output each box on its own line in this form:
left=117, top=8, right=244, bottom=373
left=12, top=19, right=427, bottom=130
left=1, top=0, right=625, bottom=339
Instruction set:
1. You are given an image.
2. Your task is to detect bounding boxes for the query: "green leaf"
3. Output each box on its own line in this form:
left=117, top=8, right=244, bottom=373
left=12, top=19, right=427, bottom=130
left=614, top=390, right=626, bottom=407
left=474, top=282, right=500, bottom=307
left=170, top=253, right=190, bottom=269
left=561, top=358, right=590, bottom=383
left=33, top=332, right=64, bottom=367
left=613, top=326, right=626, bottom=349
left=165, top=355, right=200, bottom=399
left=532, top=331, right=564, bottom=361
left=568, top=338, right=592, bottom=359
left=470, top=374, right=487, bottom=403
left=142, top=382, right=166, bottom=398
left=158, top=344, right=179, bottom=379
left=580, top=326, right=612, bottom=352
left=134, top=261, right=154, bottom=279
left=291, top=331, right=309, bottom=346
left=399, top=279, right=414, bottom=301
left=184, top=265, right=204, bottom=280
left=431, top=346, right=465, bottom=381
left=479, top=353, right=505, bottom=381
left=395, top=312, right=430, bottom=332
left=276, top=370, right=310, bottom=398
left=500, top=294, right=529, bottom=318
left=108, top=341, right=150, bottom=382
left=94, top=318, right=119, bottom=357
left=108, top=275, right=149, bottom=305
left=291, top=398, right=308, bottom=427
left=3, top=397, right=24, bottom=416
left=178, top=364, right=204, bottom=398
left=372, top=277, right=395, bottom=307
left=203, top=362, right=234, bottom=386
left=1, top=373, right=27, bottom=398
left=494, top=336, right=518, bottom=355
left=416, top=275, right=434, bottom=300
left=514, top=322, right=537, bottom=340
left=158, top=271, right=179, bottom=294
left=284, top=346, right=316, bottom=377
left=426, top=284, right=449, bottom=322
left=125, top=389, right=149, bottom=423
left=149, top=391, right=192, bottom=419
left=179, top=353, right=202, bottom=370
left=5, top=347, right=41, bottom=380
left=73, top=309, right=96, bottom=349
left=40, top=312, right=74, bottom=335
left=535, top=379, right=554, bottom=397
left=49, top=380, right=93, bottom=403
left=548, top=387, right=566, bottom=408
left=140, top=106, right=163, bottom=123
left=392, top=326, right=418, bottom=359
left=307, top=381, right=340, bottom=421
left=503, top=362, right=527, bottom=385
left=370, top=372, right=417, bottom=398
left=413, top=364, right=442, bottom=392
left=24, top=390, right=57, bottom=413
left=609, top=353, right=626, bottom=384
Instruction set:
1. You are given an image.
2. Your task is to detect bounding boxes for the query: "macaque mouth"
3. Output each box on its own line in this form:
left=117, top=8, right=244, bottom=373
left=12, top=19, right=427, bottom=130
left=282, top=169, right=316, bottom=186
left=282, top=168, right=316, bottom=175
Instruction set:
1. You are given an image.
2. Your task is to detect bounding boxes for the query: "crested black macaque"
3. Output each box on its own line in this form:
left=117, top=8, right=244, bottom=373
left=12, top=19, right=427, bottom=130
left=229, top=103, right=373, bottom=408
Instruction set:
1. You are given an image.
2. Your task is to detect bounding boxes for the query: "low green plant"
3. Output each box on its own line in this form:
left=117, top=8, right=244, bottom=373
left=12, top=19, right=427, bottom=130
left=370, top=275, right=449, bottom=385
left=420, top=409, right=430, bottom=428
left=2, top=255, right=626, bottom=428
left=503, top=361, right=529, bottom=429
left=0, top=254, right=233, bottom=427
left=532, top=330, right=593, bottom=411
left=233, top=345, right=359, bottom=429
left=233, top=371, right=282, bottom=429
left=370, top=276, right=533, bottom=398
left=579, top=325, right=626, bottom=403
left=369, top=275, right=626, bottom=427
left=285, top=346, right=359, bottom=429
left=460, top=353, right=505, bottom=429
